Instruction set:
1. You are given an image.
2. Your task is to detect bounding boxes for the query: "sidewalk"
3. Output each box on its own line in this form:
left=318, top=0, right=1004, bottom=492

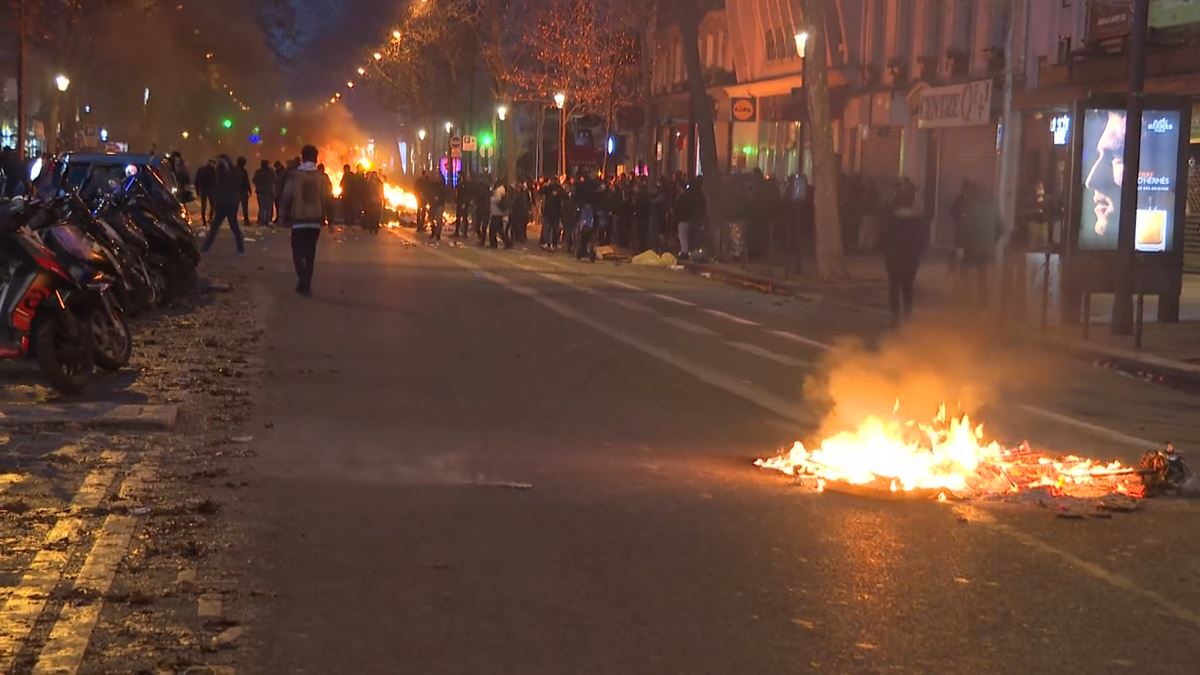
left=689, top=255, right=1200, bottom=387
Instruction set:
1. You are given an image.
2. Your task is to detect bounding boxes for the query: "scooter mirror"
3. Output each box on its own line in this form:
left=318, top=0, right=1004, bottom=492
left=29, top=157, right=43, bottom=182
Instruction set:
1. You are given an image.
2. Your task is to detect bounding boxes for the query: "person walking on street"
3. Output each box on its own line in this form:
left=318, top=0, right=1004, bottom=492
left=363, top=171, right=385, bottom=234
left=675, top=175, right=706, bottom=260
left=280, top=145, right=334, bottom=296
left=880, top=177, right=927, bottom=327
left=194, top=159, right=217, bottom=225
left=427, top=175, right=447, bottom=241
left=572, top=172, right=599, bottom=262
left=272, top=161, right=288, bottom=224
left=508, top=181, right=532, bottom=243
left=958, top=182, right=1004, bottom=308
left=202, top=155, right=246, bottom=255
left=539, top=177, right=564, bottom=250
left=235, top=157, right=253, bottom=227
left=454, top=179, right=471, bottom=238
left=487, top=178, right=512, bottom=249
left=253, top=160, right=276, bottom=226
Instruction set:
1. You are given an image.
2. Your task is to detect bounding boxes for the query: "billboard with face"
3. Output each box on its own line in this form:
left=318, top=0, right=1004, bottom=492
left=1079, top=108, right=1181, bottom=253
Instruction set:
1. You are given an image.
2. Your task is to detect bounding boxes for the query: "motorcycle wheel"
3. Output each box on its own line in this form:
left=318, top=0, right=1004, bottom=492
left=90, top=302, right=133, bottom=371
left=34, top=310, right=95, bottom=395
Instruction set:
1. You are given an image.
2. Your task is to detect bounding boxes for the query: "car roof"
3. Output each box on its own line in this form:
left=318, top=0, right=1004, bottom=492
left=63, top=153, right=162, bottom=165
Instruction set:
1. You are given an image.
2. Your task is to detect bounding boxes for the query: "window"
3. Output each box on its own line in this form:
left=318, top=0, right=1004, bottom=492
left=766, top=29, right=778, bottom=61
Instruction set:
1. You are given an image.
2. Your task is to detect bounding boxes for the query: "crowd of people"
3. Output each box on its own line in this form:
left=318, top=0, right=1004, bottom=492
left=411, top=169, right=708, bottom=262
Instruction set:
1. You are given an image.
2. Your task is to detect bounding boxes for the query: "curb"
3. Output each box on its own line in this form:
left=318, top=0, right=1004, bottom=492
left=0, top=403, right=179, bottom=430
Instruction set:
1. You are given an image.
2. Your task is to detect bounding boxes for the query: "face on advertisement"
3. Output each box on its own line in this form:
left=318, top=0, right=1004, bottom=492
left=1079, top=108, right=1178, bottom=253
left=1083, top=111, right=1125, bottom=240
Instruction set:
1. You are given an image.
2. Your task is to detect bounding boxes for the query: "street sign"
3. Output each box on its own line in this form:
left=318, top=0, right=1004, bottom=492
left=462, top=135, right=477, bottom=152
left=731, top=97, right=757, bottom=122
left=81, top=123, right=100, bottom=148
left=450, top=148, right=462, bottom=159
left=450, top=135, right=462, bottom=150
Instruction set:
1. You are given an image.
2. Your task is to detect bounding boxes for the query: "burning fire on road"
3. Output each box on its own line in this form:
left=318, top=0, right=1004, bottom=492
left=755, top=402, right=1165, bottom=500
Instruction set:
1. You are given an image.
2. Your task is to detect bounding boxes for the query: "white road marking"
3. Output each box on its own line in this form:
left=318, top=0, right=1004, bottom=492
left=727, top=341, right=813, bottom=367
left=661, top=317, right=721, bottom=337
left=1014, top=404, right=1159, bottom=450
left=597, top=277, right=646, bottom=292
left=651, top=293, right=695, bottom=307
left=0, top=451, right=125, bottom=671
left=534, top=272, right=655, bottom=313
left=32, top=461, right=156, bottom=675
left=423, top=248, right=812, bottom=426
left=702, top=309, right=761, bottom=327
left=768, top=329, right=835, bottom=352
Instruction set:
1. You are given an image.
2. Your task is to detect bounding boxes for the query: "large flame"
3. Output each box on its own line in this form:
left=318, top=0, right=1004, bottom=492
left=756, top=403, right=1144, bottom=499
left=326, top=158, right=418, bottom=213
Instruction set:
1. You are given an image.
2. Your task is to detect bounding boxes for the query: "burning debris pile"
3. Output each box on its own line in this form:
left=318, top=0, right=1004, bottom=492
left=755, top=403, right=1191, bottom=501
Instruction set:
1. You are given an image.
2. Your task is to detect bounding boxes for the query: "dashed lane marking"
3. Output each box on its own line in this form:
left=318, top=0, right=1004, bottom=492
left=32, top=460, right=156, bottom=675
left=650, top=293, right=695, bottom=307
left=727, top=341, right=813, bottom=368
left=0, top=451, right=125, bottom=671
left=661, top=317, right=721, bottom=337
left=702, top=309, right=761, bottom=327
left=420, top=246, right=812, bottom=426
left=596, top=277, right=646, bottom=293
left=767, top=329, right=835, bottom=352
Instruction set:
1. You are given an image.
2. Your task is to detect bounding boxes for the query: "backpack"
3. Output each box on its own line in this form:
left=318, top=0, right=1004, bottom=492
left=290, top=170, right=328, bottom=223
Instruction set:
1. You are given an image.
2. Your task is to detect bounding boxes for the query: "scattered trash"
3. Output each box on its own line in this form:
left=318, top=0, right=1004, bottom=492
left=631, top=250, right=677, bottom=267
left=131, top=506, right=152, bottom=516
left=790, top=618, right=815, bottom=630
left=230, top=435, right=254, bottom=444
left=953, top=577, right=970, bottom=585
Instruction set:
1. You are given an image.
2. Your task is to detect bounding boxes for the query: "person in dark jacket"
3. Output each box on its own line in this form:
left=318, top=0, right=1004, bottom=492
left=202, top=155, right=246, bottom=255
left=235, top=157, right=252, bottom=227
left=957, top=182, right=1003, bottom=307
left=253, top=160, right=276, bottom=225
left=194, top=159, right=217, bottom=225
left=363, top=171, right=385, bottom=234
left=508, top=181, right=532, bottom=243
left=272, top=161, right=288, bottom=223
left=539, top=177, right=564, bottom=250
left=880, top=177, right=927, bottom=327
left=675, top=176, right=706, bottom=260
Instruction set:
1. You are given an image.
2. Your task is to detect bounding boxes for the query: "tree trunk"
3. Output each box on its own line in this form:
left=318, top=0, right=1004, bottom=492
left=797, top=0, right=845, bottom=280
left=678, top=7, right=719, bottom=180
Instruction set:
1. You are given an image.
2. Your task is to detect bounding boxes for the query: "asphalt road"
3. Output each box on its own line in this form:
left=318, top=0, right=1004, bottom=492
left=219, top=226, right=1200, bottom=674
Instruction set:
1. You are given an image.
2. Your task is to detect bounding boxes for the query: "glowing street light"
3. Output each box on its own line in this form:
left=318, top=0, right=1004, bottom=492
left=392, top=30, right=402, bottom=40
left=373, top=51, right=383, bottom=61
left=181, top=130, right=190, bottom=140
left=444, top=121, right=453, bottom=134
left=496, top=104, right=508, bottom=121
left=553, top=91, right=566, bottom=109
left=357, top=67, right=366, bottom=75
left=347, top=81, right=355, bottom=88
left=794, top=31, right=810, bottom=59
left=54, top=74, right=71, bottom=92
left=418, top=128, right=427, bottom=141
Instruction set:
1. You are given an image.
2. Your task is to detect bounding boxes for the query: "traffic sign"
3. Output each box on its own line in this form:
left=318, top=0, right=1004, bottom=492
left=462, top=135, right=477, bottom=152
left=81, top=123, right=100, bottom=148
left=450, top=135, right=462, bottom=150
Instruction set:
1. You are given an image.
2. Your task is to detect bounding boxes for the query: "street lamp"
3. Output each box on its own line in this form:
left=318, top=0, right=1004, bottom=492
left=418, top=128, right=427, bottom=141
left=444, top=121, right=453, bottom=134
left=55, top=74, right=70, bottom=92
left=181, top=130, right=190, bottom=140
left=347, top=81, right=355, bottom=88
left=373, top=51, right=383, bottom=61
left=793, top=31, right=810, bottom=59
left=496, top=104, right=507, bottom=121
left=392, top=30, right=402, bottom=40
left=357, top=67, right=366, bottom=75
left=554, top=92, right=567, bottom=177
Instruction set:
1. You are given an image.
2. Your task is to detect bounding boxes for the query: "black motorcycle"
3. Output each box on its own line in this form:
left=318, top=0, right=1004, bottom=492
left=0, top=199, right=96, bottom=394
left=25, top=194, right=133, bottom=372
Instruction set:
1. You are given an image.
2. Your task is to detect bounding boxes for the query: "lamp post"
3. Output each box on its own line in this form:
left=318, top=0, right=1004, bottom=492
left=418, top=128, right=427, bottom=171
left=793, top=31, right=810, bottom=180
left=554, top=91, right=567, bottom=177
left=48, top=73, right=70, bottom=154
left=496, top=104, right=507, bottom=176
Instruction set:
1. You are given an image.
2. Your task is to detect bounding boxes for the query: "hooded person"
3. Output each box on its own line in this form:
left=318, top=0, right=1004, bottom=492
left=280, top=145, right=335, bottom=296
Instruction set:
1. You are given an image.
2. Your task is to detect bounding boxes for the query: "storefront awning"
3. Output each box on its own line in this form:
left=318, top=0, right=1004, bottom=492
left=722, top=69, right=849, bottom=100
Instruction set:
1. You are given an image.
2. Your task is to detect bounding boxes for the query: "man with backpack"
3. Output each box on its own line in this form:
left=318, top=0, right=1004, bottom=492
left=280, top=145, right=334, bottom=296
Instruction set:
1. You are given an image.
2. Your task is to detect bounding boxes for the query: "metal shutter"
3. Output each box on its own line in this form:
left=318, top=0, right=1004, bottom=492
left=933, top=124, right=999, bottom=248
left=859, top=128, right=902, bottom=188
